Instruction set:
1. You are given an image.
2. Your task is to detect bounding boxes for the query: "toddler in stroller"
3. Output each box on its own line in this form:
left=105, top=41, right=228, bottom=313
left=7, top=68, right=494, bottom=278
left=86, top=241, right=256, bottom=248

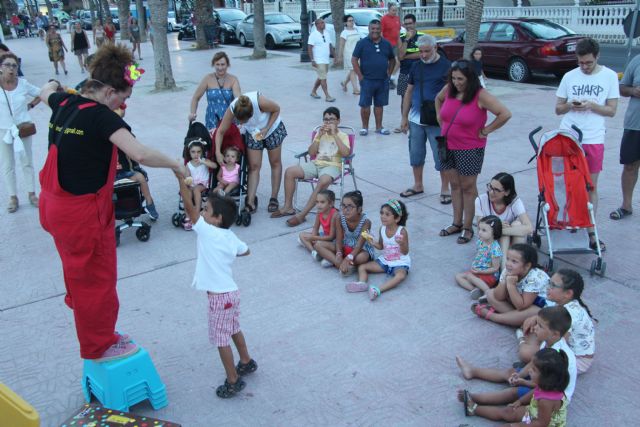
left=182, top=138, right=217, bottom=230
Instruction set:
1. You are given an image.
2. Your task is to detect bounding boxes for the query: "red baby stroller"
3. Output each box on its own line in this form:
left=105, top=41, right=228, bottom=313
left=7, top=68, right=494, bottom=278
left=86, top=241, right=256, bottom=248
left=528, top=126, right=605, bottom=276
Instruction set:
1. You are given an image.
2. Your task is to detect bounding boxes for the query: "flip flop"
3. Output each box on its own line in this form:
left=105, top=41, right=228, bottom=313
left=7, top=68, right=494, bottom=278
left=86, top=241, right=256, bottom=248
left=286, top=215, right=306, bottom=227
left=463, top=390, right=477, bottom=416
left=393, top=127, right=403, bottom=133
left=310, top=93, right=321, bottom=99
left=359, top=129, right=368, bottom=136
left=610, top=207, right=632, bottom=220
left=375, top=128, right=390, bottom=135
left=326, top=97, right=336, bottom=102
left=400, top=188, right=424, bottom=198
left=270, top=210, right=295, bottom=218
left=340, top=81, right=347, bottom=92
left=440, top=194, right=452, bottom=204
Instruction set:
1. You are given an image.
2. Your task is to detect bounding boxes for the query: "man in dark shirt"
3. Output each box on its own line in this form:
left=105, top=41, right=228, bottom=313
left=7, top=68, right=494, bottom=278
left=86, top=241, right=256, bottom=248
left=352, top=20, right=395, bottom=136
left=394, top=13, right=423, bottom=133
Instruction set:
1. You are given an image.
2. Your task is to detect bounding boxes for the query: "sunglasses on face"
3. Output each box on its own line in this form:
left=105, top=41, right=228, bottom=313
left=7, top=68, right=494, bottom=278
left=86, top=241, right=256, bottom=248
left=451, top=60, right=470, bottom=70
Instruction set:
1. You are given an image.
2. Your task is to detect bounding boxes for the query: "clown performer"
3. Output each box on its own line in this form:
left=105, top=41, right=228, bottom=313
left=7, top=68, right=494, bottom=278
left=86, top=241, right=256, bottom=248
left=38, top=44, right=185, bottom=362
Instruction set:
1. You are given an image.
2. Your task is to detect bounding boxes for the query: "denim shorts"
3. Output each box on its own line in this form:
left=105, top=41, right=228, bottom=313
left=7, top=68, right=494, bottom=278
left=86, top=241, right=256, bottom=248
left=533, top=295, right=547, bottom=308
left=359, top=78, right=390, bottom=108
left=408, top=122, right=442, bottom=170
left=115, top=170, right=136, bottom=181
left=376, top=259, right=409, bottom=276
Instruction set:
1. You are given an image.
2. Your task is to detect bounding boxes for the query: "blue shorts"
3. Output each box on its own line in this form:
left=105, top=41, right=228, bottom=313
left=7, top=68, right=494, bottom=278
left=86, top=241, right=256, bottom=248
left=115, top=170, right=136, bottom=180
left=533, top=296, right=547, bottom=308
left=359, top=78, right=390, bottom=108
left=515, top=367, right=532, bottom=398
left=408, top=122, right=442, bottom=170
left=376, top=259, right=409, bottom=276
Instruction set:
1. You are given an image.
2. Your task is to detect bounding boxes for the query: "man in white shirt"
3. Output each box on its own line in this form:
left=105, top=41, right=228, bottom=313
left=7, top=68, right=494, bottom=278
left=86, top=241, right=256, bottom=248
left=555, top=37, right=619, bottom=251
left=308, top=18, right=335, bottom=102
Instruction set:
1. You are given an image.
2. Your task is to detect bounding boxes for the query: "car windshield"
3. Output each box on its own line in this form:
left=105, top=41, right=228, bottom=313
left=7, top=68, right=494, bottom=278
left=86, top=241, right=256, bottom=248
left=218, top=9, right=245, bottom=21
left=520, top=20, right=575, bottom=40
left=265, top=14, right=295, bottom=25
left=352, top=11, right=382, bottom=26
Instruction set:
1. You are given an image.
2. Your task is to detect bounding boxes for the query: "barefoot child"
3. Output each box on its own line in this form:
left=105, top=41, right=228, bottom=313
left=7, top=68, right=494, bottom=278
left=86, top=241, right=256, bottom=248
left=346, top=199, right=410, bottom=301
left=517, top=269, right=596, bottom=374
left=455, top=215, right=502, bottom=300
left=473, top=243, right=550, bottom=326
left=456, top=306, right=577, bottom=423
left=314, top=190, right=374, bottom=274
left=212, top=146, right=241, bottom=196
left=299, top=189, right=338, bottom=261
left=183, top=138, right=217, bottom=230
left=177, top=177, right=257, bottom=399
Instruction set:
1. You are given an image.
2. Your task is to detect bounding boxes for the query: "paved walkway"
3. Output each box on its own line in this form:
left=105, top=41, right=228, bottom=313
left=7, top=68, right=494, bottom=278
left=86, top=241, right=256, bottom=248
left=0, top=35, right=638, bottom=426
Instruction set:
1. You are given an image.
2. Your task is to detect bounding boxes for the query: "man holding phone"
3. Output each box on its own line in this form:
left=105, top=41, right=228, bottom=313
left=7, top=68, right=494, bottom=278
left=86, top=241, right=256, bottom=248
left=555, top=37, right=619, bottom=251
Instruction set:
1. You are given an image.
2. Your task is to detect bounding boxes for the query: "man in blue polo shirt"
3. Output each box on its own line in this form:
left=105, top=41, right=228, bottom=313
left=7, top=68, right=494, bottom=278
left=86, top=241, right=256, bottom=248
left=352, top=19, right=395, bottom=136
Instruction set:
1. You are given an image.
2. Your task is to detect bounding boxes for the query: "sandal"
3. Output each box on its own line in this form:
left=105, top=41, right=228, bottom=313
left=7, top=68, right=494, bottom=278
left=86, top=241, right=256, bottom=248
left=7, top=196, right=18, bottom=213
left=244, top=196, right=258, bottom=214
left=28, top=193, right=39, bottom=207
left=374, top=128, right=390, bottom=135
left=270, top=209, right=295, bottom=218
left=471, top=302, right=495, bottom=320
left=236, top=359, right=258, bottom=376
left=346, top=281, right=369, bottom=293
left=439, top=194, right=452, bottom=204
left=439, top=223, right=462, bottom=237
left=215, top=378, right=246, bottom=398
left=340, top=81, right=347, bottom=92
left=457, top=228, right=474, bottom=244
left=359, top=128, right=368, bottom=136
left=610, top=207, right=632, bottom=220
left=463, top=390, right=477, bottom=416
left=588, top=232, right=606, bottom=252
left=267, top=197, right=279, bottom=213
left=286, top=215, right=306, bottom=227
left=400, top=188, right=424, bottom=198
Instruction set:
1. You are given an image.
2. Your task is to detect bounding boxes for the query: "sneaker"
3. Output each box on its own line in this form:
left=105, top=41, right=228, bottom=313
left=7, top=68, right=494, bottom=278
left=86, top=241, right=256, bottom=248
left=368, top=286, right=381, bottom=301
left=311, top=250, right=322, bottom=262
left=145, top=203, right=159, bottom=221
left=236, top=359, right=258, bottom=376
left=216, top=378, right=246, bottom=398
left=95, top=341, right=139, bottom=362
left=470, top=288, right=484, bottom=300
left=116, top=332, right=131, bottom=343
left=320, top=259, right=333, bottom=268
left=346, top=281, right=368, bottom=293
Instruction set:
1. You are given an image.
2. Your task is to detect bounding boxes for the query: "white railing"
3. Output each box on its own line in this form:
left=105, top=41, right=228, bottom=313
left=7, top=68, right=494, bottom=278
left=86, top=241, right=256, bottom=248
left=242, top=2, right=637, bottom=44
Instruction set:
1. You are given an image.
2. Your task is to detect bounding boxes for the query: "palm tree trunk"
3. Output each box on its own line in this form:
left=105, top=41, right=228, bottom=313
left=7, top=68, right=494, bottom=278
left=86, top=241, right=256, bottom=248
left=252, top=0, right=266, bottom=59
left=135, top=0, right=147, bottom=42
left=117, top=0, right=131, bottom=41
left=329, top=0, right=344, bottom=67
left=148, top=0, right=176, bottom=90
left=463, top=0, right=484, bottom=59
left=44, top=0, right=54, bottom=19
left=194, top=0, right=215, bottom=49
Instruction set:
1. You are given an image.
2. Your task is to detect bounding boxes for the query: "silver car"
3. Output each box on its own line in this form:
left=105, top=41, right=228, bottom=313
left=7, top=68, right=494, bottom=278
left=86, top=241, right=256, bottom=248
left=317, top=9, right=383, bottom=37
left=236, top=12, right=302, bottom=49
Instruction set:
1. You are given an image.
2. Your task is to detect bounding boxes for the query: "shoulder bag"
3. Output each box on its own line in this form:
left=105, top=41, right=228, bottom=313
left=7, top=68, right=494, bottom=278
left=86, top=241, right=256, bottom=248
left=435, top=99, right=464, bottom=164
left=2, top=86, right=36, bottom=138
left=419, top=62, right=439, bottom=126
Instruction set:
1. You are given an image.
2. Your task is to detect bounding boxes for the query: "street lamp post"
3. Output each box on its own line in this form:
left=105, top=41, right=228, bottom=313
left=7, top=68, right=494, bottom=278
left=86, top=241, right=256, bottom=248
left=300, top=0, right=310, bottom=62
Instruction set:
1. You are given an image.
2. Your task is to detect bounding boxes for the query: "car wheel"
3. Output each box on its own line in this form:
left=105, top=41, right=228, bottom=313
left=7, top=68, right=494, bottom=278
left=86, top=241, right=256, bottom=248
left=239, top=33, right=248, bottom=47
left=265, top=34, right=276, bottom=50
left=508, top=58, right=531, bottom=83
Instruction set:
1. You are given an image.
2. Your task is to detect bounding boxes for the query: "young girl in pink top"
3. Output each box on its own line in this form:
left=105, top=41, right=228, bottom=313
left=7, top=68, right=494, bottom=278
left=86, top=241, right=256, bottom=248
left=213, top=146, right=241, bottom=196
left=299, top=189, right=337, bottom=261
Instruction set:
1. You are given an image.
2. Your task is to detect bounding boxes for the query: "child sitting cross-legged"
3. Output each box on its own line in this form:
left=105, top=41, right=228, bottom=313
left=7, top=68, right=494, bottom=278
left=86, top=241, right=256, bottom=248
left=298, top=189, right=338, bottom=262
left=517, top=269, right=596, bottom=374
left=455, top=306, right=577, bottom=423
left=177, top=175, right=257, bottom=399
left=345, top=199, right=410, bottom=301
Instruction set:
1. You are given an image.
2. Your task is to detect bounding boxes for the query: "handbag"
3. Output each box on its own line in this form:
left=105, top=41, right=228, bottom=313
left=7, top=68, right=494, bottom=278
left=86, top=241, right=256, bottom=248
left=418, top=63, right=439, bottom=126
left=435, top=102, right=464, bottom=164
left=2, top=86, right=36, bottom=138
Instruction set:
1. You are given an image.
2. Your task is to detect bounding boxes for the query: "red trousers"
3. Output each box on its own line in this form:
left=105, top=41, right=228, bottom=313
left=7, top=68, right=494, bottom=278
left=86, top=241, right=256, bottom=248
left=39, top=143, right=120, bottom=359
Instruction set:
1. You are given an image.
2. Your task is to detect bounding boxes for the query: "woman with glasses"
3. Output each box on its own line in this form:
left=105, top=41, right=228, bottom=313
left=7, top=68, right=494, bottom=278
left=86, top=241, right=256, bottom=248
left=475, top=172, right=532, bottom=267
left=0, top=53, right=41, bottom=213
left=38, top=44, right=184, bottom=362
left=435, top=59, right=511, bottom=244
left=338, top=15, right=362, bottom=95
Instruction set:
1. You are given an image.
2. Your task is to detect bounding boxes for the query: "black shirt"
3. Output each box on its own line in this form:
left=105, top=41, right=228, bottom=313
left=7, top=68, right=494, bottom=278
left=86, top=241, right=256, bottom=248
left=48, top=93, right=129, bottom=195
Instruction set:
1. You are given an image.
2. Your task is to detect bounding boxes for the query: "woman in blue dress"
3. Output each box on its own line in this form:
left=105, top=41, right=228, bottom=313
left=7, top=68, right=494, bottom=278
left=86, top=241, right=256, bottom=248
left=189, top=51, right=241, bottom=131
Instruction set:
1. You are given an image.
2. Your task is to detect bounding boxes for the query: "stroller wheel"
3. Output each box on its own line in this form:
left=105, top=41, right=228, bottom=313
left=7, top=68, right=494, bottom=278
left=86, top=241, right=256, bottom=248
left=115, top=229, right=121, bottom=247
left=171, top=213, right=181, bottom=227
left=599, top=260, right=607, bottom=277
left=136, top=226, right=151, bottom=242
left=235, top=213, right=243, bottom=226
left=241, top=210, right=252, bottom=226
left=590, top=260, right=597, bottom=276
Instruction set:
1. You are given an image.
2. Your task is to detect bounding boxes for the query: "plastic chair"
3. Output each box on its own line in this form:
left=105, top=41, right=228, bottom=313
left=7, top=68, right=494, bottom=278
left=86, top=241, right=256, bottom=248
left=82, top=343, right=168, bottom=412
left=0, top=383, right=39, bottom=427
left=294, top=125, right=357, bottom=210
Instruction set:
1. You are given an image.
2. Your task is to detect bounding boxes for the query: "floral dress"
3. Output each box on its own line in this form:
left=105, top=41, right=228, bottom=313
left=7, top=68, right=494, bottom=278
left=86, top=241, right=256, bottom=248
left=47, top=33, right=64, bottom=62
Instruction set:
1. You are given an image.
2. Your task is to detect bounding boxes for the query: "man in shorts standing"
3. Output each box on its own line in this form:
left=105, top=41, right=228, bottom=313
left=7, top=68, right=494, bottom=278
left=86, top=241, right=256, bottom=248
left=610, top=53, right=640, bottom=221
left=381, top=3, right=401, bottom=90
left=555, top=37, right=619, bottom=251
left=308, top=18, right=336, bottom=102
left=352, top=19, right=395, bottom=136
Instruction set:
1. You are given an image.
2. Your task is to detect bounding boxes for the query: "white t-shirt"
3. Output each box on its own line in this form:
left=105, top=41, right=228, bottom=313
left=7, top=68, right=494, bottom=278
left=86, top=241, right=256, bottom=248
left=541, top=337, right=577, bottom=402
left=546, top=299, right=596, bottom=357
left=308, top=30, right=333, bottom=64
left=556, top=66, right=620, bottom=144
left=230, top=91, right=281, bottom=139
left=191, top=219, right=248, bottom=293
left=475, top=193, right=527, bottom=225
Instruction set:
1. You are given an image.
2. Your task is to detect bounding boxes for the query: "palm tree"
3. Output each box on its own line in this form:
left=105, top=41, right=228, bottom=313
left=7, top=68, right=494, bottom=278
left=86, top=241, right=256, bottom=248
left=148, top=0, right=177, bottom=90
left=463, top=0, right=484, bottom=59
left=117, top=0, right=131, bottom=40
left=252, top=0, right=266, bottom=59
left=329, top=0, right=345, bottom=65
left=194, top=0, right=215, bottom=49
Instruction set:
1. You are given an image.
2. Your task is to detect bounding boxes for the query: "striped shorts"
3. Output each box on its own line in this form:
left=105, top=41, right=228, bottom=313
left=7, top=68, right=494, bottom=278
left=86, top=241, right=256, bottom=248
left=207, top=290, right=241, bottom=347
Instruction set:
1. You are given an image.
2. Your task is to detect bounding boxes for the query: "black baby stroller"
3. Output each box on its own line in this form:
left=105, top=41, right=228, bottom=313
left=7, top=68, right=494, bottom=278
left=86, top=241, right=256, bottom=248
left=113, top=178, right=152, bottom=247
left=528, top=125, right=605, bottom=276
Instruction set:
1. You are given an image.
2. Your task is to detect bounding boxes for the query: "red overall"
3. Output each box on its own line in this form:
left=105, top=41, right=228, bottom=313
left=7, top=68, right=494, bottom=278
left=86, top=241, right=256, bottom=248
left=39, top=102, right=120, bottom=359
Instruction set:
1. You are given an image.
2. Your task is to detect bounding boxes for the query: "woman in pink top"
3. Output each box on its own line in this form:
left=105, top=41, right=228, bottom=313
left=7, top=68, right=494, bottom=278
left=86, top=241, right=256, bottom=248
left=435, top=60, right=511, bottom=244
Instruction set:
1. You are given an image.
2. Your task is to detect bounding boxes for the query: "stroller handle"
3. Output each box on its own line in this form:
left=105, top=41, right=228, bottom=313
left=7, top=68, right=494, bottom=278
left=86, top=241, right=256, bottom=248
left=571, top=125, right=583, bottom=142
left=528, top=126, right=543, bottom=153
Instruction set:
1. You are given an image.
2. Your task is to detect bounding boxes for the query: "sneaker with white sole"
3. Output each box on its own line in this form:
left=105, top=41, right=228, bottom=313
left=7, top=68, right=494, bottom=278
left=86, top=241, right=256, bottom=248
left=145, top=203, right=159, bottom=221
left=346, top=281, right=368, bottom=293
left=95, top=340, right=139, bottom=362
left=320, top=259, right=333, bottom=268
left=368, top=286, right=381, bottom=301
left=311, top=250, right=322, bottom=262
left=470, top=288, right=484, bottom=300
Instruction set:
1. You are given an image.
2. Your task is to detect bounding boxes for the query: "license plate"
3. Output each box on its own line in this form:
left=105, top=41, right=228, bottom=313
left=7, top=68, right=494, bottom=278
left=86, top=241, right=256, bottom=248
left=567, top=43, right=576, bottom=53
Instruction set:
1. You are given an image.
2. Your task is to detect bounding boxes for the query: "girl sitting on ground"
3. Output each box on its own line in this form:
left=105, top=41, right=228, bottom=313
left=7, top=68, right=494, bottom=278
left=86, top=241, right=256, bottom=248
left=346, top=199, right=410, bottom=301
left=315, top=190, right=374, bottom=274
left=183, top=138, right=216, bottom=230
left=299, top=189, right=338, bottom=261
left=462, top=348, right=570, bottom=426
left=517, top=269, right=596, bottom=374
left=455, top=215, right=503, bottom=300
left=212, top=146, right=241, bottom=196
left=473, top=243, right=549, bottom=326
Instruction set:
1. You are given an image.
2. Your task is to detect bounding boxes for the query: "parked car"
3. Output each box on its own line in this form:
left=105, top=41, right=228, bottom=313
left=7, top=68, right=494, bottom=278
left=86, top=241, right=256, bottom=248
left=214, top=8, right=246, bottom=44
left=236, top=12, right=301, bottom=49
left=316, top=9, right=383, bottom=37
left=177, top=21, right=195, bottom=41
left=78, top=10, right=93, bottom=30
left=108, top=8, right=121, bottom=30
left=167, top=10, right=183, bottom=32
left=438, top=18, right=583, bottom=83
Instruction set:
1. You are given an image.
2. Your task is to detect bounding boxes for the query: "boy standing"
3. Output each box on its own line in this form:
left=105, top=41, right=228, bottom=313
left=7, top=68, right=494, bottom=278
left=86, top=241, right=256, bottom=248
left=178, top=177, right=258, bottom=398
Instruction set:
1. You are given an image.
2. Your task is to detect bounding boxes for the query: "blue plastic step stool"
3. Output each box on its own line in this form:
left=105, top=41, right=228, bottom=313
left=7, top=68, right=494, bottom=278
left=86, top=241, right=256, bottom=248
left=82, top=344, right=168, bottom=412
